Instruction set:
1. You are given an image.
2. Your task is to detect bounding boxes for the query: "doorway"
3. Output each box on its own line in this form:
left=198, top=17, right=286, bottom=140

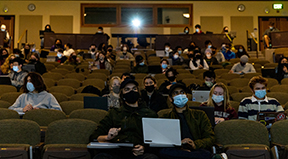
left=258, top=16, right=288, bottom=51
left=0, top=15, right=15, bottom=50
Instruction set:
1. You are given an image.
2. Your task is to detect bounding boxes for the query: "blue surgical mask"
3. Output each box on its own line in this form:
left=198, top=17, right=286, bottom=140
left=57, top=53, right=62, bottom=58
left=15, top=54, right=19, bottom=57
left=205, top=81, right=214, bottom=87
left=178, top=50, right=182, bottom=54
left=13, top=66, right=19, bottom=72
left=196, top=28, right=199, bottom=33
left=255, top=89, right=266, bottom=99
left=26, top=82, right=35, bottom=92
left=1, top=29, right=5, bottom=32
left=208, top=45, right=212, bottom=48
left=162, top=64, right=167, bottom=69
left=212, top=94, right=224, bottom=103
left=139, top=61, right=145, bottom=66
left=269, top=27, right=273, bottom=30
left=239, top=49, right=243, bottom=52
left=173, top=94, right=188, bottom=108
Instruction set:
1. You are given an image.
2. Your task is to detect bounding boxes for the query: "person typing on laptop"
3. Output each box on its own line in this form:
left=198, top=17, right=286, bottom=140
left=159, top=83, right=215, bottom=159
left=90, top=79, right=158, bottom=159
left=238, top=76, right=284, bottom=121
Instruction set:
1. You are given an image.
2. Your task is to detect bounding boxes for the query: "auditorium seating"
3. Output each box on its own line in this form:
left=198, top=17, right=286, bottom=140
left=0, top=108, right=19, bottom=119
left=0, top=85, right=17, bottom=96
left=69, top=109, right=108, bottom=124
left=60, top=101, right=84, bottom=116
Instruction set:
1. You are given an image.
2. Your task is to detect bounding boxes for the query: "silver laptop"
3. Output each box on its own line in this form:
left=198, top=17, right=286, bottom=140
left=192, top=90, right=210, bottom=102
left=156, top=50, right=165, bottom=57
left=142, top=118, right=181, bottom=147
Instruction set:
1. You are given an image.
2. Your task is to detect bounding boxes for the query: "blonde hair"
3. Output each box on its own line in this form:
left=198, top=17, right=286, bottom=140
left=206, top=82, right=231, bottom=111
left=109, top=76, right=121, bottom=88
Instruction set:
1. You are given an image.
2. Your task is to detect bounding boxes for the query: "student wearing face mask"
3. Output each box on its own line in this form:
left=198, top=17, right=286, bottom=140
left=64, top=52, right=82, bottom=67
left=141, top=75, right=168, bottom=113
left=201, top=40, right=213, bottom=54
left=193, top=24, right=204, bottom=35
left=105, top=45, right=116, bottom=64
left=63, top=43, right=75, bottom=57
left=55, top=49, right=67, bottom=65
left=28, top=53, right=47, bottom=75
left=90, top=79, right=158, bottom=159
left=158, top=83, right=214, bottom=159
left=9, top=72, right=62, bottom=114
left=189, top=50, right=209, bottom=70
left=116, top=44, right=135, bottom=61
left=236, top=45, right=250, bottom=58
left=262, top=22, right=279, bottom=49
left=171, top=52, right=184, bottom=66
left=13, top=49, right=24, bottom=59
left=197, top=71, right=216, bottom=91
left=131, top=55, right=148, bottom=73
left=0, top=48, right=9, bottom=67
left=183, top=41, right=196, bottom=54
left=88, top=44, right=98, bottom=60
left=222, top=43, right=236, bottom=61
left=201, top=83, right=238, bottom=124
left=159, top=68, right=186, bottom=94
left=229, top=55, right=255, bottom=74
left=91, top=52, right=112, bottom=72
left=102, top=76, right=121, bottom=109
left=238, top=76, right=284, bottom=121
left=164, top=43, right=173, bottom=58
left=22, top=43, right=32, bottom=63
left=204, top=48, right=218, bottom=66
left=1, top=24, right=10, bottom=47
left=160, top=59, right=170, bottom=74
left=8, top=58, right=29, bottom=91
left=183, top=26, right=190, bottom=34
left=276, top=57, right=288, bottom=83
left=95, top=26, right=110, bottom=41
left=50, top=39, right=64, bottom=52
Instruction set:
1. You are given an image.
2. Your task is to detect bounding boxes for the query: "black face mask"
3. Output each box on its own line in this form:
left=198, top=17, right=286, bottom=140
left=56, top=44, right=62, bottom=47
left=188, top=54, right=194, bottom=58
left=2, top=54, right=8, bottom=58
left=91, top=48, right=96, bottom=52
left=30, top=59, right=37, bottom=63
left=123, top=90, right=140, bottom=104
left=196, top=55, right=202, bottom=59
left=123, top=52, right=127, bottom=55
left=240, top=62, right=246, bottom=66
left=212, top=51, right=216, bottom=55
left=167, top=76, right=176, bottom=82
left=224, top=30, right=228, bottom=32
left=24, top=49, right=30, bottom=54
left=108, top=49, right=113, bottom=52
left=145, top=85, right=155, bottom=93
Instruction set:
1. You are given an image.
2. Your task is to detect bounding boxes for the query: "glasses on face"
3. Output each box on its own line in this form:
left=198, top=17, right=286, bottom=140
left=172, top=90, right=185, bottom=96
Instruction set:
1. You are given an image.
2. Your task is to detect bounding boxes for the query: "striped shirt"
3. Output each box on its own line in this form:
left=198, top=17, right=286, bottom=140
left=238, top=96, right=284, bottom=121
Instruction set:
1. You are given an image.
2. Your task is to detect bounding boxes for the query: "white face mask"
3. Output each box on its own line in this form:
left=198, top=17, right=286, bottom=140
left=206, top=53, right=211, bottom=57
left=165, top=47, right=170, bottom=51
left=1, top=28, right=5, bottom=32
left=173, top=55, right=179, bottom=59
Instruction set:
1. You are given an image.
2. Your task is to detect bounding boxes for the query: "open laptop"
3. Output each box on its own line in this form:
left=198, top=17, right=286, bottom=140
left=22, top=64, right=36, bottom=72
left=142, top=118, right=181, bottom=147
left=84, top=96, right=108, bottom=111
left=190, top=106, right=215, bottom=128
left=156, top=50, right=165, bottom=57
left=0, top=75, right=11, bottom=85
left=257, top=112, right=286, bottom=127
left=192, top=90, right=210, bottom=103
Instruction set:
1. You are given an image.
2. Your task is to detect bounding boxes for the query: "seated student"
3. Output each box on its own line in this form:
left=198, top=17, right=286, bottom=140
left=164, top=43, right=173, bottom=57
left=183, top=41, right=196, bottom=54
left=184, top=26, right=190, bottom=34
left=98, top=43, right=106, bottom=53
left=222, top=43, right=236, bottom=61
left=28, top=53, right=47, bottom=75
left=55, top=49, right=67, bottom=64
left=1, top=54, right=15, bottom=75
left=63, top=43, right=75, bottom=57
left=159, top=83, right=214, bottom=159
left=159, top=68, right=185, bottom=94
left=215, top=45, right=225, bottom=63
left=189, top=50, right=209, bottom=70
left=9, top=72, right=62, bottom=113
left=50, top=39, right=64, bottom=52
left=201, top=83, right=238, bottom=124
left=116, top=44, right=135, bottom=61
left=0, top=48, right=9, bottom=67
left=88, top=44, right=98, bottom=60
left=160, top=59, right=170, bottom=74
left=175, top=46, right=183, bottom=55
left=236, top=45, right=250, bottom=58
left=238, top=76, right=284, bottom=121
left=229, top=55, right=256, bottom=74
left=89, top=79, right=158, bottom=159
left=102, top=76, right=121, bottom=109
left=201, top=40, right=213, bottom=54
left=64, top=52, right=82, bottom=68
left=131, top=55, right=148, bottom=73
left=204, top=48, right=218, bottom=66
left=106, top=45, right=116, bottom=64
left=141, top=75, right=168, bottom=113
left=197, top=70, right=216, bottom=90
left=193, top=24, right=204, bottom=35
left=91, top=52, right=112, bottom=72
left=171, top=51, right=184, bottom=65
left=9, top=58, right=28, bottom=91
left=22, top=43, right=32, bottom=63
left=276, top=57, right=288, bottom=83
left=13, top=48, right=24, bottom=59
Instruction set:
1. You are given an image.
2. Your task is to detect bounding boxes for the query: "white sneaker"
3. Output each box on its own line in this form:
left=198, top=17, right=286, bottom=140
left=221, top=153, right=228, bottom=159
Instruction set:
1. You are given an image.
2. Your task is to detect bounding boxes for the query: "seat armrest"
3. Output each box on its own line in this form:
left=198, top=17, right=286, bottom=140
left=271, top=142, right=285, bottom=150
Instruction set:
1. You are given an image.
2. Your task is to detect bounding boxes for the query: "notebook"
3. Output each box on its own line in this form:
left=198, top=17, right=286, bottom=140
left=192, top=90, right=210, bottom=103
left=84, top=96, right=108, bottom=111
left=257, top=112, right=286, bottom=127
left=142, top=118, right=181, bottom=147
left=0, top=75, right=11, bottom=85
left=190, top=106, right=215, bottom=128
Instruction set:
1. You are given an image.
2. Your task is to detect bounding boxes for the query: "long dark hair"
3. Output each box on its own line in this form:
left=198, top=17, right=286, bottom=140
left=192, top=51, right=204, bottom=67
left=276, top=57, right=288, bottom=82
left=95, top=52, right=108, bottom=62
left=22, top=72, right=47, bottom=93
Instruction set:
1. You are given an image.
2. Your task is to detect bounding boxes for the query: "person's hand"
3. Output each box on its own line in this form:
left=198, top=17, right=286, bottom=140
left=284, top=66, right=288, bottom=73
left=23, top=104, right=33, bottom=112
left=198, top=65, right=203, bottom=69
left=215, top=117, right=225, bottom=124
left=181, top=138, right=196, bottom=150
left=132, top=145, right=144, bottom=156
left=229, top=70, right=233, bottom=73
left=166, top=84, right=173, bottom=90
left=106, top=128, right=121, bottom=140
left=34, top=107, right=39, bottom=110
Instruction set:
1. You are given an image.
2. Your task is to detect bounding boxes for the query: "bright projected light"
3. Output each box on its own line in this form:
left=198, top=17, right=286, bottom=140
left=132, top=19, right=141, bottom=27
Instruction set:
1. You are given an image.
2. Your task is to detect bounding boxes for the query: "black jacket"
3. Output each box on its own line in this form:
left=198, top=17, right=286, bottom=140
left=158, top=80, right=186, bottom=94
left=141, top=89, right=168, bottom=113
